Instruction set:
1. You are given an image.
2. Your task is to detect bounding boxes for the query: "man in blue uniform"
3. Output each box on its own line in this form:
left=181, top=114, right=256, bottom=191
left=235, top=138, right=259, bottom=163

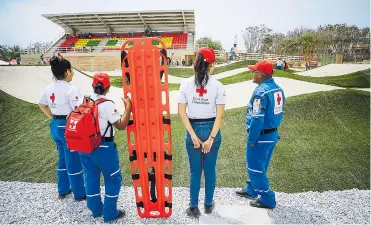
left=236, top=60, right=285, bottom=209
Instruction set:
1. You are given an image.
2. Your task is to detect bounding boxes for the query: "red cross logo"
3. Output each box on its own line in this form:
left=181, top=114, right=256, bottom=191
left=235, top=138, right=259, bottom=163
left=50, top=93, right=55, bottom=103
left=276, top=93, right=282, bottom=105
left=196, top=86, right=207, bottom=97
left=69, top=119, right=78, bottom=130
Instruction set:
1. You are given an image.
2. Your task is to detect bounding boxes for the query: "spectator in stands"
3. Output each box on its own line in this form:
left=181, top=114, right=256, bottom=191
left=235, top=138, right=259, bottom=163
left=276, top=58, right=283, bottom=70
left=182, top=59, right=186, bottom=66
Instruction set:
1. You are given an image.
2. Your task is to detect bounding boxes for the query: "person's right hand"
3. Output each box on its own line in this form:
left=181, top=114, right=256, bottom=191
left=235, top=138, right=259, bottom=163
left=191, top=134, right=202, bottom=149
left=122, top=97, right=132, bottom=109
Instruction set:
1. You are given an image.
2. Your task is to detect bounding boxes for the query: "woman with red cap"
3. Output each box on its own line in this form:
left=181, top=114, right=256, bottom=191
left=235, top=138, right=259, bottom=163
left=79, top=73, right=131, bottom=222
left=177, top=47, right=226, bottom=217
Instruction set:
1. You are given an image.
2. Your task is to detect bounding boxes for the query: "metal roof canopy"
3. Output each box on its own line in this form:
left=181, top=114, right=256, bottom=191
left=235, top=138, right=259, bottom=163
left=42, top=10, right=195, bottom=34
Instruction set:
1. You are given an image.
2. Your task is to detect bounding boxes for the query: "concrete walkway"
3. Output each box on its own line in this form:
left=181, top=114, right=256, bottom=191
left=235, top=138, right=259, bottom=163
left=296, top=64, right=370, bottom=77
left=0, top=66, right=342, bottom=114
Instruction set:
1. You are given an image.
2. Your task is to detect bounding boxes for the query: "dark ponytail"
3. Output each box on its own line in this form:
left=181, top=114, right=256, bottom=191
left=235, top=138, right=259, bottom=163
left=93, top=82, right=106, bottom=95
left=193, top=53, right=210, bottom=87
left=49, top=56, right=72, bottom=80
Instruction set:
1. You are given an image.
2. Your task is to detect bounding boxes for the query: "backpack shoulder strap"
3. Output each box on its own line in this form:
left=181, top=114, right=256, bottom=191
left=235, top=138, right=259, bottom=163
left=95, top=98, right=115, bottom=138
left=95, top=98, right=114, bottom=105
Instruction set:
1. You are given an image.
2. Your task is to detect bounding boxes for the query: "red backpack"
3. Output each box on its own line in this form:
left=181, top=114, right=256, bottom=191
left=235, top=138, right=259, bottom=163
left=65, top=96, right=113, bottom=153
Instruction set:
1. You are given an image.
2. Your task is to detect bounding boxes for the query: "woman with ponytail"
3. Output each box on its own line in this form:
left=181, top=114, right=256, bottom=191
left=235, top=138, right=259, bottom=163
left=39, top=56, right=86, bottom=201
left=177, top=48, right=227, bottom=217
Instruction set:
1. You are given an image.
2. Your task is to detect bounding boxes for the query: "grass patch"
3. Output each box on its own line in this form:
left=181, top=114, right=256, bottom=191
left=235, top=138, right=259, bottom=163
left=0, top=89, right=369, bottom=192
left=110, top=77, right=181, bottom=91
left=168, top=60, right=255, bottom=78
left=218, top=71, right=252, bottom=85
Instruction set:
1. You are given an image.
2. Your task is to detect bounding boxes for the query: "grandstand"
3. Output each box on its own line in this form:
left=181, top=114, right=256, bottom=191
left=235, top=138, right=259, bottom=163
left=21, top=10, right=201, bottom=71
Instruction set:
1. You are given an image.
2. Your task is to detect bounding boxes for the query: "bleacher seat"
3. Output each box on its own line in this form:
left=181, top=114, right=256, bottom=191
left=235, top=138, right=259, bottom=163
left=103, top=33, right=187, bottom=50
left=57, top=33, right=189, bottom=52
left=57, top=36, right=103, bottom=52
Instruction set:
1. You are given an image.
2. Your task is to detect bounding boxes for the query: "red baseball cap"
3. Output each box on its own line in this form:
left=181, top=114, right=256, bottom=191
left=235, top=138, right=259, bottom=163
left=197, top=47, right=216, bottom=63
left=92, top=73, right=110, bottom=89
left=248, top=60, right=274, bottom=76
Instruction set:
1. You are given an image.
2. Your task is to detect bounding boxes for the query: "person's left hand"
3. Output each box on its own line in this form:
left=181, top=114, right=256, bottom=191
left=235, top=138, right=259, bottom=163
left=202, top=137, right=214, bottom=154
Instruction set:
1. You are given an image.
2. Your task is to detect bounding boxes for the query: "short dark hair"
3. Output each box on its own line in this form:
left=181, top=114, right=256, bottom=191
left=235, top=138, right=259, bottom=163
left=49, top=56, right=71, bottom=80
left=93, top=82, right=106, bottom=95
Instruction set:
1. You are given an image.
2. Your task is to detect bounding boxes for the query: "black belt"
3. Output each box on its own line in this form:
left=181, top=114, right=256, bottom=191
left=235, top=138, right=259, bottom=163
left=102, top=137, right=114, bottom=142
left=53, top=115, right=67, bottom=120
left=247, top=128, right=277, bottom=135
left=189, top=117, right=216, bottom=123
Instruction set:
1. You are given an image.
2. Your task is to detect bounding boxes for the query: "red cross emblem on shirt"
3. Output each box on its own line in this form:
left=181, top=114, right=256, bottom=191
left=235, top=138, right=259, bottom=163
left=50, top=93, right=55, bottom=103
left=276, top=93, right=282, bottom=105
left=196, top=86, right=207, bottom=97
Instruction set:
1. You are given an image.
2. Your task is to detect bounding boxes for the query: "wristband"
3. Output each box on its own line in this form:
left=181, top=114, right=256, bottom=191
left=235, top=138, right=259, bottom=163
left=209, top=135, right=215, bottom=139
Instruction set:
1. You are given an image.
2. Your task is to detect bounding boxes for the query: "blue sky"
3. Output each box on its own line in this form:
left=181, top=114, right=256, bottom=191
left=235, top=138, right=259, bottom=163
left=0, top=0, right=369, bottom=49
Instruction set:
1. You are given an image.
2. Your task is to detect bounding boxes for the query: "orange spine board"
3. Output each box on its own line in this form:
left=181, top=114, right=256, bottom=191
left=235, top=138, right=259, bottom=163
left=121, top=38, right=173, bottom=218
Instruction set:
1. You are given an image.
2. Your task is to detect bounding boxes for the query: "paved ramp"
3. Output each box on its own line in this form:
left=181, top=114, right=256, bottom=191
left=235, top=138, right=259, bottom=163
left=296, top=64, right=370, bottom=77
left=1, top=66, right=342, bottom=115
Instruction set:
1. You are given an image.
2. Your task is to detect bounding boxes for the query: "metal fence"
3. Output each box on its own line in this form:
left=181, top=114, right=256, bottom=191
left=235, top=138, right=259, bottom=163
left=215, top=50, right=305, bottom=62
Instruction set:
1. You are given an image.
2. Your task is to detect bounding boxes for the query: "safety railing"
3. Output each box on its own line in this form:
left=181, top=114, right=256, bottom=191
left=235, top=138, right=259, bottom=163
left=216, top=51, right=305, bottom=62
left=37, top=43, right=208, bottom=54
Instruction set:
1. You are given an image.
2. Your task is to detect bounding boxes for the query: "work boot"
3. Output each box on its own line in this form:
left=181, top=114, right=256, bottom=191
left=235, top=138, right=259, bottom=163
left=250, top=199, right=273, bottom=209
left=204, top=201, right=215, bottom=214
left=235, top=188, right=255, bottom=199
left=75, top=195, right=86, bottom=201
left=116, top=210, right=126, bottom=219
left=186, top=207, right=201, bottom=218
left=58, top=189, right=72, bottom=199
left=105, top=210, right=125, bottom=223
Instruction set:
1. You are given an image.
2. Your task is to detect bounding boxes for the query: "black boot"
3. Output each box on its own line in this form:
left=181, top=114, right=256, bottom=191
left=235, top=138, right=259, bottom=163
left=204, top=201, right=215, bottom=214
left=235, top=188, right=255, bottom=199
left=58, top=189, right=72, bottom=199
left=75, top=195, right=86, bottom=201
left=186, top=207, right=201, bottom=218
left=116, top=210, right=126, bottom=219
left=250, top=199, right=273, bottom=209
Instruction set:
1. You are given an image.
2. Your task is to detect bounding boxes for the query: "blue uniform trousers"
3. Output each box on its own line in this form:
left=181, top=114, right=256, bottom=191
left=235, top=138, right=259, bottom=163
left=50, top=118, right=85, bottom=199
left=79, top=141, right=122, bottom=222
